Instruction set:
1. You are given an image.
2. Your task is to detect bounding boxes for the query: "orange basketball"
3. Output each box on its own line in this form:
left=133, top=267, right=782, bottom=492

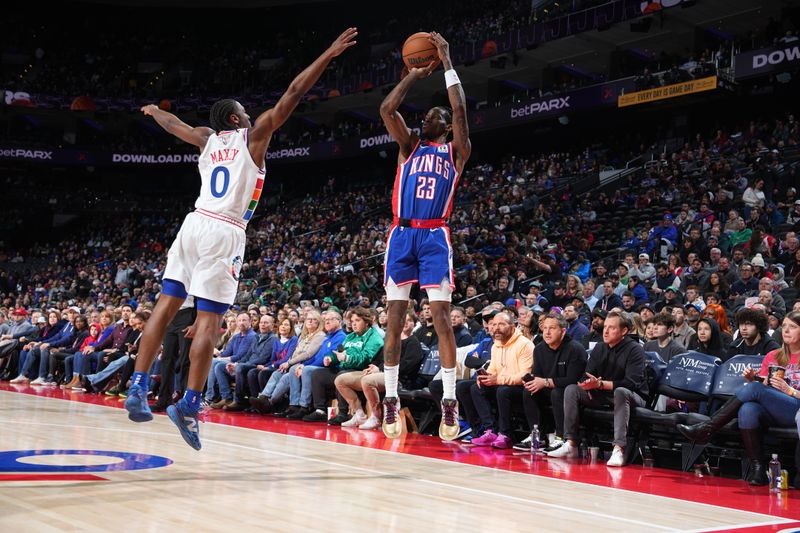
left=402, top=32, right=438, bottom=70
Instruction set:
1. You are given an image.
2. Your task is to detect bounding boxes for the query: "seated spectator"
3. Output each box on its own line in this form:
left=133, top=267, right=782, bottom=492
left=334, top=309, right=423, bottom=429
left=250, top=311, right=325, bottom=414
left=728, top=307, right=780, bottom=356
left=626, top=276, right=649, bottom=304
left=61, top=321, right=101, bottom=389
left=204, top=312, right=255, bottom=404
left=213, top=314, right=277, bottom=411
left=284, top=310, right=347, bottom=420
left=459, top=311, right=533, bottom=448
left=28, top=307, right=80, bottom=385
left=597, top=280, right=623, bottom=312
left=548, top=311, right=648, bottom=467
left=302, top=307, right=383, bottom=424
left=643, top=313, right=685, bottom=362
left=82, top=304, right=133, bottom=374
left=630, top=254, right=656, bottom=284
left=80, top=311, right=149, bottom=394
left=11, top=310, right=63, bottom=383
left=678, top=311, right=800, bottom=486
left=450, top=306, right=474, bottom=347
left=414, top=300, right=438, bottom=348
left=563, top=304, right=589, bottom=344
left=702, top=303, right=734, bottom=348
left=45, top=315, right=90, bottom=385
left=515, top=312, right=586, bottom=451
left=687, top=317, right=728, bottom=360
left=0, top=308, right=37, bottom=378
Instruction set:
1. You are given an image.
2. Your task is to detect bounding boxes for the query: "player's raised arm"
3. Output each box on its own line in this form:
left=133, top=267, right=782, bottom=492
left=430, top=31, right=471, bottom=170
left=141, top=105, right=214, bottom=150
left=247, top=27, right=358, bottom=159
left=379, top=60, right=438, bottom=161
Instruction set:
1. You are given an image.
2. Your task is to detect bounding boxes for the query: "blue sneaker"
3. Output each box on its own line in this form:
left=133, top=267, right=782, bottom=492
left=456, top=420, right=472, bottom=440
left=124, top=384, right=153, bottom=422
left=167, top=401, right=201, bottom=451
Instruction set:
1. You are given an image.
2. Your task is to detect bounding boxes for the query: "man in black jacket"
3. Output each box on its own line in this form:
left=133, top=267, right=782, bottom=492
left=728, top=307, right=780, bottom=356
left=548, top=311, right=648, bottom=467
left=514, top=312, right=587, bottom=451
left=597, top=280, right=623, bottom=312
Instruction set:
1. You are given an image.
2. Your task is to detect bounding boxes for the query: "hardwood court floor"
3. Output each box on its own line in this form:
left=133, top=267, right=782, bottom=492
left=0, top=384, right=798, bottom=533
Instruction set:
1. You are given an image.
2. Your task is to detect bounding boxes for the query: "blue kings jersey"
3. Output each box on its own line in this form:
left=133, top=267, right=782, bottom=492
left=392, top=140, right=460, bottom=221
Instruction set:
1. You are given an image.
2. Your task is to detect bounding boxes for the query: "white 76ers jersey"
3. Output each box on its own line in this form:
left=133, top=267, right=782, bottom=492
left=195, top=128, right=265, bottom=224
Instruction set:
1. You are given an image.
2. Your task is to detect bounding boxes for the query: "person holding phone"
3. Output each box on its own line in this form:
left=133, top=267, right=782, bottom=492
left=513, top=312, right=587, bottom=452
left=457, top=312, right=533, bottom=449
left=678, top=311, right=800, bottom=486
left=548, top=311, right=648, bottom=467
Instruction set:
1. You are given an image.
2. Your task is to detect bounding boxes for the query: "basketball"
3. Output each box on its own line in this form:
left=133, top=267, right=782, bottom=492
left=402, top=32, right=438, bottom=69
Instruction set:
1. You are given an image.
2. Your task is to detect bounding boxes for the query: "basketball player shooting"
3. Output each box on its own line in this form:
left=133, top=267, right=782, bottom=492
left=123, top=28, right=358, bottom=450
left=379, top=32, right=471, bottom=440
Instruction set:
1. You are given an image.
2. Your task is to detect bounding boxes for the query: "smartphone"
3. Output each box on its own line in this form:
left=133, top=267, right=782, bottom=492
left=522, top=373, right=534, bottom=383
left=477, top=368, right=489, bottom=377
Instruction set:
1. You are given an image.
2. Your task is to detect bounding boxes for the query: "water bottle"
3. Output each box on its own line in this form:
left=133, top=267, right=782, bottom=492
left=768, top=454, right=781, bottom=493
left=531, top=424, right=541, bottom=455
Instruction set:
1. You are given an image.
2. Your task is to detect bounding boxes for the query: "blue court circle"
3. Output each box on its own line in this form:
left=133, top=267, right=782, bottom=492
left=0, top=450, right=173, bottom=473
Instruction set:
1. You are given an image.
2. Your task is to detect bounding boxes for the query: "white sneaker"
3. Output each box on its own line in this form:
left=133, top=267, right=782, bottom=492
left=341, top=410, right=367, bottom=428
left=547, top=441, right=578, bottom=458
left=359, top=416, right=380, bottom=430
left=607, top=446, right=625, bottom=467
left=30, top=377, right=46, bottom=386
left=10, top=375, right=29, bottom=384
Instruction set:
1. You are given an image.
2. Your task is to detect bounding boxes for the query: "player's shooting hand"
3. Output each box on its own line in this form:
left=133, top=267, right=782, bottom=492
left=407, top=60, right=440, bottom=80
left=429, top=31, right=450, bottom=60
left=327, top=27, right=358, bottom=58
left=141, top=104, right=159, bottom=116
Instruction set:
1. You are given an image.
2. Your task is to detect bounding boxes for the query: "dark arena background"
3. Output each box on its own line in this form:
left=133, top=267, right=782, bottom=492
left=1, top=1, right=800, bottom=531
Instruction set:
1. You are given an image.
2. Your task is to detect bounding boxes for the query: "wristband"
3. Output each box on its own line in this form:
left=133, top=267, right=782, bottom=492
left=444, top=69, right=461, bottom=88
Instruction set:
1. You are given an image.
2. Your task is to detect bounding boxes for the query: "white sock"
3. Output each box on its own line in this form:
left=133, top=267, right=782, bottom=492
left=384, top=364, right=399, bottom=397
left=442, top=367, right=456, bottom=400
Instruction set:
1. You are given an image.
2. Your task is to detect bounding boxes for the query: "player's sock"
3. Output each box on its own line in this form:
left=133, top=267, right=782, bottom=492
left=442, top=367, right=456, bottom=400
left=131, top=371, right=149, bottom=391
left=384, top=364, right=399, bottom=398
left=183, top=389, right=202, bottom=413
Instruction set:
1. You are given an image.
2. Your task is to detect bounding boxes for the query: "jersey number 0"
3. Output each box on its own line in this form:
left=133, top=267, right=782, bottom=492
left=210, top=166, right=230, bottom=198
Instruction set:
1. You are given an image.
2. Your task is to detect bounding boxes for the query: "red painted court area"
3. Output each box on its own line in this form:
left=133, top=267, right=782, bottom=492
left=2, top=382, right=798, bottom=531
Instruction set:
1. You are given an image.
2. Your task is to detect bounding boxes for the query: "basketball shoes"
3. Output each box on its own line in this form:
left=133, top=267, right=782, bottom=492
left=167, top=400, right=201, bottom=451
left=124, top=384, right=153, bottom=422
left=439, top=399, right=459, bottom=440
left=382, top=396, right=402, bottom=438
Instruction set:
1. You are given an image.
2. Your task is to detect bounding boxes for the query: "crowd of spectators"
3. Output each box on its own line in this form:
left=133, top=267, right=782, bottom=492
left=1, top=108, right=799, bottom=483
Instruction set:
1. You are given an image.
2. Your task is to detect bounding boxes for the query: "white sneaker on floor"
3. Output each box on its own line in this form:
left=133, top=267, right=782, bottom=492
left=10, top=375, right=29, bottom=384
left=359, top=416, right=380, bottom=430
left=30, top=377, right=46, bottom=386
left=607, top=446, right=625, bottom=467
left=341, top=411, right=367, bottom=428
left=547, top=441, right=577, bottom=458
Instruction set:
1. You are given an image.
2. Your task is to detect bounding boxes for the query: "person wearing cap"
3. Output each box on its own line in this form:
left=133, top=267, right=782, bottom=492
left=647, top=213, right=678, bottom=259
left=549, top=281, right=571, bottom=309
left=0, top=308, right=37, bottom=379
left=684, top=302, right=703, bottom=330
left=787, top=199, right=800, bottom=225
left=584, top=308, right=607, bottom=350
left=654, top=285, right=682, bottom=313
left=630, top=254, right=656, bottom=284
left=591, top=263, right=611, bottom=300
left=563, top=304, right=589, bottom=344
left=0, top=308, right=36, bottom=343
